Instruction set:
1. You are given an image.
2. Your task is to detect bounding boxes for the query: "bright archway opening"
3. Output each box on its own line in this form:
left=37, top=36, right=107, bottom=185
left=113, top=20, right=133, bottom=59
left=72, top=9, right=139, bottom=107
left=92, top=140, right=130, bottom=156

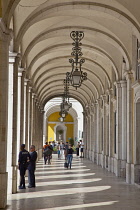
left=44, top=97, right=83, bottom=145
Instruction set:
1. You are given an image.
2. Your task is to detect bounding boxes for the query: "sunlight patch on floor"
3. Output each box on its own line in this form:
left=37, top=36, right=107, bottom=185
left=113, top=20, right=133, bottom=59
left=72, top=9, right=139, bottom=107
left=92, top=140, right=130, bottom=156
left=35, top=172, right=95, bottom=180
left=37, top=201, right=118, bottom=210
left=8, top=186, right=111, bottom=200
left=35, top=169, right=90, bottom=175
left=35, top=178, right=102, bottom=186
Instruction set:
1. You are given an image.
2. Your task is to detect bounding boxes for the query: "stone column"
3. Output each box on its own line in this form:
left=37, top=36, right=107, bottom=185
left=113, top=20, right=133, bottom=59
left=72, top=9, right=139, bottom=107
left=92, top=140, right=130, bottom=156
left=114, top=81, right=122, bottom=177
left=12, top=54, right=22, bottom=194
left=17, top=68, right=24, bottom=155
left=88, top=114, right=92, bottom=160
left=43, top=112, right=47, bottom=143
left=90, top=112, right=94, bottom=162
left=28, top=87, right=32, bottom=148
left=102, top=95, right=107, bottom=168
left=108, top=89, right=114, bottom=172
left=24, top=79, right=29, bottom=150
left=0, top=22, right=12, bottom=208
left=20, top=71, right=26, bottom=145
left=120, top=80, right=127, bottom=177
left=31, top=93, right=36, bottom=145
left=97, top=99, right=102, bottom=165
left=83, top=111, right=87, bottom=157
left=132, top=81, right=140, bottom=183
left=93, top=102, right=98, bottom=163
left=124, top=71, right=134, bottom=183
left=7, top=52, right=17, bottom=194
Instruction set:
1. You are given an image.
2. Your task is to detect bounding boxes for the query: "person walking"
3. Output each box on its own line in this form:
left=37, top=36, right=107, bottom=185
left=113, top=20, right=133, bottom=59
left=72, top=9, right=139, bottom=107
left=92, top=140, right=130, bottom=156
left=57, top=142, right=60, bottom=159
left=64, top=142, right=69, bottom=160
left=28, top=145, right=37, bottom=188
left=76, top=142, right=80, bottom=158
left=43, top=145, right=53, bottom=164
left=67, top=144, right=74, bottom=169
left=43, top=142, right=49, bottom=164
left=18, top=144, right=30, bottom=189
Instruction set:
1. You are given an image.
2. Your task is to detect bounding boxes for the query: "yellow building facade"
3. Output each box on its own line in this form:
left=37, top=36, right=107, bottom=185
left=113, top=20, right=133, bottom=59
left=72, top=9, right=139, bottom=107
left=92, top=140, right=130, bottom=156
left=47, top=112, right=74, bottom=142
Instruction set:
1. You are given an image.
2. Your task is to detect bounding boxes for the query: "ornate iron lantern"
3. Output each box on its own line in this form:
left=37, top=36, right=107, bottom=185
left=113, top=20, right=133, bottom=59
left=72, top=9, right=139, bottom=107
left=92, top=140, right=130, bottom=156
left=66, top=31, right=87, bottom=89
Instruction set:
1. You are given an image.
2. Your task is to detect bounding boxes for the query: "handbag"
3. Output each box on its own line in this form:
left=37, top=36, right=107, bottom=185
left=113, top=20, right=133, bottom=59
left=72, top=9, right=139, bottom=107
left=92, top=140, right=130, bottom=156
left=64, top=162, right=68, bottom=168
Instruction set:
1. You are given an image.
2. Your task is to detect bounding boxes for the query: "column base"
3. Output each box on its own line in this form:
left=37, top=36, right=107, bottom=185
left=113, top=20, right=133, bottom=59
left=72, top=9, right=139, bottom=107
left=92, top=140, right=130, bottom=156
left=88, top=150, right=92, bottom=160
left=97, top=153, right=101, bottom=165
left=104, top=155, right=108, bottom=169
left=93, top=151, right=97, bottom=163
left=126, top=163, right=131, bottom=184
left=101, top=153, right=104, bottom=168
left=37, top=148, right=43, bottom=160
left=12, top=166, right=18, bottom=194
left=114, top=158, right=121, bottom=177
left=0, top=172, right=8, bottom=208
left=101, top=154, right=108, bottom=169
left=108, top=156, right=114, bottom=172
left=130, top=164, right=140, bottom=184
left=84, top=149, right=86, bottom=158
left=120, top=160, right=126, bottom=178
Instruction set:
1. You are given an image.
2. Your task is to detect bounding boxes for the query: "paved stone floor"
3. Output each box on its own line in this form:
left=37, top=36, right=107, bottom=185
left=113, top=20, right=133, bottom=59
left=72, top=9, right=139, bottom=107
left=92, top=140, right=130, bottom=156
left=6, top=155, right=140, bottom=210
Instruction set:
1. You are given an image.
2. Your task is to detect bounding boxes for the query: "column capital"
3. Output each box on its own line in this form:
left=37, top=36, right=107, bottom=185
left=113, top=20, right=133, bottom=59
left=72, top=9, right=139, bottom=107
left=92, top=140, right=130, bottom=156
left=9, top=52, right=18, bottom=63
left=29, top=86, right=32, bottom=93
left=114, top=81, right=121, bottom=88
left=124, top=70, right=134, bottom=81
left=106, top=88, right=113, bottom=96
left=101, top=94, right=107, bottom=101
left=120, top=80, right=127, bottom=88
left=18, top=67, right=25, bottom=77
left=24, top=78, right=29, bottom=86
left=32, top=93, right=36, bottom=100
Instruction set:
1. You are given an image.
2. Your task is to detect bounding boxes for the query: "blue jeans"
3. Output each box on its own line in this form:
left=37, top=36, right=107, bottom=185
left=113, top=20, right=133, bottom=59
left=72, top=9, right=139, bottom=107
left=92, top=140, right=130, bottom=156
left=67, top=154, right=73, bottom=168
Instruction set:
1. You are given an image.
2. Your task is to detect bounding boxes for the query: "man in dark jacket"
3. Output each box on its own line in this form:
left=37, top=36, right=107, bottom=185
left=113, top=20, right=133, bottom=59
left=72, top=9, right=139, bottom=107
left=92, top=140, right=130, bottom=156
left=28, top=145, right=37, bottom=188
left=18, top=144, right=30, bottom=189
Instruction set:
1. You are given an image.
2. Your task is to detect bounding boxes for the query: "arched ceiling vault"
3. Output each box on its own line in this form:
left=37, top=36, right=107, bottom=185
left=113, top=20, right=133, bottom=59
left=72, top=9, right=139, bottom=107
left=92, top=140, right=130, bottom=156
left=3, top=0, right=140, bottom=109
left=34, top=67, right=104, bottom=95
left=43, top=92, right=87, bottom=109
left=40, top=85, right=93, bottom=105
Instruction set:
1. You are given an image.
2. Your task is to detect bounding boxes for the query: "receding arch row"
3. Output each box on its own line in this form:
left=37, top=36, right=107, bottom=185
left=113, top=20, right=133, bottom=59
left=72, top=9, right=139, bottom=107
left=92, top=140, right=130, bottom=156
left=43, top=93, right=85, bottom=111
left=30, top=56, right=111, bottom=89
left=39, top=82, right=94, bottom=105
left=34, top=66, right=105, bottom=95
left=37, top=78, right=96, bottom=102
left=23, top=42, right=119, bottom=80
left=14, top=1, right=140, bottom=51
left=42, top=89, right=88, bottom=108
left=25, top=26, right=131, bottom=72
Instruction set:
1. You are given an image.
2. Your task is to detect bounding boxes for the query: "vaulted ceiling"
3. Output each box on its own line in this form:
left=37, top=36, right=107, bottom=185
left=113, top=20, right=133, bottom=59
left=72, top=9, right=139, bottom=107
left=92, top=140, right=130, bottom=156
left=3, top=0, right=140, bottom=109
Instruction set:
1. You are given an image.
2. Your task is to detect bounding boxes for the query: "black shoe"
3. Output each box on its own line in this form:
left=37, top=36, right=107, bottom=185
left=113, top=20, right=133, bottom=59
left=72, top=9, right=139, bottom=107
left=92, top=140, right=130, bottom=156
left=28, top=185, right=33, bottom=188
left=19, top=186, right=26, bottom=189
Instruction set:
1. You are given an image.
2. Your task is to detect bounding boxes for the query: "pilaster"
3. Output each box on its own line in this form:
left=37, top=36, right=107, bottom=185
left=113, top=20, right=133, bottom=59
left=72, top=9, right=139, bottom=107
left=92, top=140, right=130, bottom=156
left=124, top=71, right=134, bottom=183
left=0, top=20, right=12, bottom=208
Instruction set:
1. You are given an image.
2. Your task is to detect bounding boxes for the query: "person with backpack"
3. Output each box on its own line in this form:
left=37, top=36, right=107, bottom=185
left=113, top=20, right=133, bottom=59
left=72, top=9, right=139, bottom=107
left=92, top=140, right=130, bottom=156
left=43, top=145, right=53, bottom=164
left=43, top=142, right=49, bottom=164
